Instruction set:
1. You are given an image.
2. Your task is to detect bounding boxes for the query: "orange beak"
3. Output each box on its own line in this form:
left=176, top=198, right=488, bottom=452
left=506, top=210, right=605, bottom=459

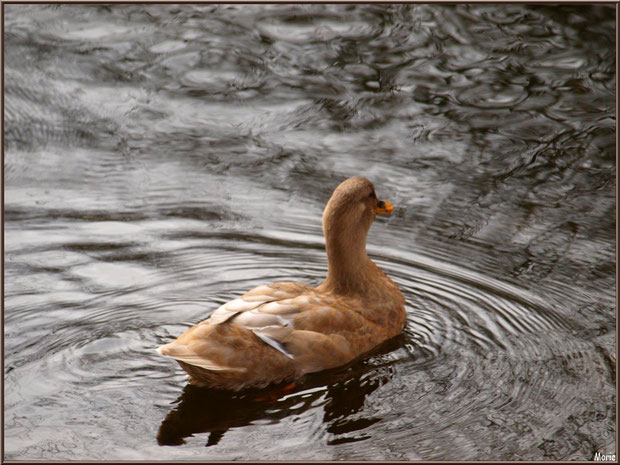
left=376, top=200, right=393, bottom=215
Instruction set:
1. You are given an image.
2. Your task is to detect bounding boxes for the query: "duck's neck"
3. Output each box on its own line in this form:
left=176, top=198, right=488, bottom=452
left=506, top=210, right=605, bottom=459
left=318, top=230, right=378, bottom=295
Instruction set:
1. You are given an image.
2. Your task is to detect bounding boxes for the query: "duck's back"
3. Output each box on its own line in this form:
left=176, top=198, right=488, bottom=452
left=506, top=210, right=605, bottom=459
left=158, top=280, right=405, bottom=390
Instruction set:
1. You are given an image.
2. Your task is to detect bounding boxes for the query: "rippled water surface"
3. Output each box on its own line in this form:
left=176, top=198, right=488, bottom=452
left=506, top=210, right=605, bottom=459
left=3, top=4, right=616, bottom=461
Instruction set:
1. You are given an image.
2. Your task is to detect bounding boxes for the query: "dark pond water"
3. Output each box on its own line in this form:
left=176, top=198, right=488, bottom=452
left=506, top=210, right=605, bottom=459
left=3, top=3, right=616, bottom=461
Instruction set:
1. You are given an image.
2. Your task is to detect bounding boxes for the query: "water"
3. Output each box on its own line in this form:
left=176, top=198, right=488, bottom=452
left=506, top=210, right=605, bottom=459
left=3, top=4, right=615, bottom=461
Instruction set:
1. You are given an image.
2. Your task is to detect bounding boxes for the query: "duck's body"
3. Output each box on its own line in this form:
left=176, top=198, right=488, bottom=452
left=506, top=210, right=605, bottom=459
left=158, top=177, right=406, bottom=390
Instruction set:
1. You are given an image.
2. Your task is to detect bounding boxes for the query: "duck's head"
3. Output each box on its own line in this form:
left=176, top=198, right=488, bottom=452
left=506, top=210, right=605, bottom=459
left=322, top=177, right=393, bottom=241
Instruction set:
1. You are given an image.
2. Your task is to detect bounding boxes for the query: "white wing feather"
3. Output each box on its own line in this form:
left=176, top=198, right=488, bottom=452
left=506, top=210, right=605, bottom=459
left=205, top=286, right=311, bottom=359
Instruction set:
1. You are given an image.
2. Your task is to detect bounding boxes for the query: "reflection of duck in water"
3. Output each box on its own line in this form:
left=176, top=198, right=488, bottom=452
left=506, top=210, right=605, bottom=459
left=157, top=177, right=406, bottom=390
left=157, top=336, right=403, bottom=447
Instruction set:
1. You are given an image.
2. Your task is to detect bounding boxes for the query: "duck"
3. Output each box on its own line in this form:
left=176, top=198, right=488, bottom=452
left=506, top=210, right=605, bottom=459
left=157, top=177, right=406, bottom=390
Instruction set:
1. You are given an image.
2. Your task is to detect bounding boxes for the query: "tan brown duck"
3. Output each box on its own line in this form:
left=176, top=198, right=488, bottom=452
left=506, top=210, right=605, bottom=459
left=157, top=177, right=406, bottom=390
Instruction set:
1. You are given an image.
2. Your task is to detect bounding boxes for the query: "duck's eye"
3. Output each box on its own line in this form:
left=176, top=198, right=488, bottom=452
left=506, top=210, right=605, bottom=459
left=368, top=191, right=376, bottom=199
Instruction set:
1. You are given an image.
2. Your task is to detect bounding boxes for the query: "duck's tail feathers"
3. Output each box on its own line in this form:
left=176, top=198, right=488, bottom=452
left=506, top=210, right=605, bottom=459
left=156, top=342, right=246, bottom=372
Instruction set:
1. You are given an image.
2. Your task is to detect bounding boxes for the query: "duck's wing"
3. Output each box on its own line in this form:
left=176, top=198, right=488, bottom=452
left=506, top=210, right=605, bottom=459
left=159, top=282, right=365, bottom=375
left=211, top=283, right=370, bottom=371
left=208, top=282, right=310, bottom=327
left=207, top=282, right=315, bottom=359
left=158, top=283, right=315, bottom=368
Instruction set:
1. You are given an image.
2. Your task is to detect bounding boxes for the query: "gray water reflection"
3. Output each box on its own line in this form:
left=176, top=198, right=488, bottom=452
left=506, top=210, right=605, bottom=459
left=4, top=3, right=615, bottom=461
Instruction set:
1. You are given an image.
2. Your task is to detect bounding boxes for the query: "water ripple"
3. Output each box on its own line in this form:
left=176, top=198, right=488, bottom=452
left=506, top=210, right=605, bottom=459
left=4, top=3, right=614, bottom=461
